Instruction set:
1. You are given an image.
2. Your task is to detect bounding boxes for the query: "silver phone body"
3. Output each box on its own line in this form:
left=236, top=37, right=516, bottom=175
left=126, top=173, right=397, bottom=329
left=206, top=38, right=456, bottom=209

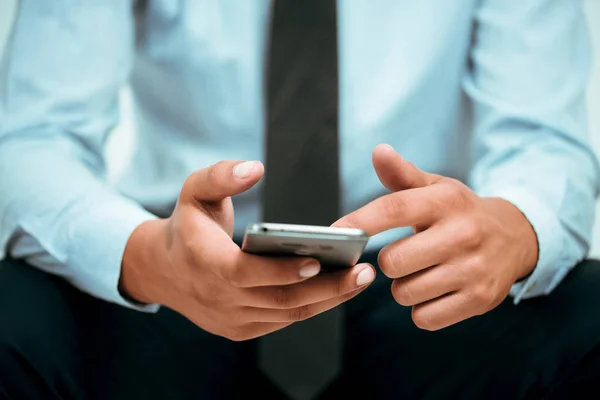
left=241, top=223, right=370, bottom=269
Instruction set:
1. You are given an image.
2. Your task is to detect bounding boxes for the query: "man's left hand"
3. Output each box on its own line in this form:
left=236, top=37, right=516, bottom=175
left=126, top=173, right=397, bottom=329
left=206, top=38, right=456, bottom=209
left=333, top=144, right=539, bottom=330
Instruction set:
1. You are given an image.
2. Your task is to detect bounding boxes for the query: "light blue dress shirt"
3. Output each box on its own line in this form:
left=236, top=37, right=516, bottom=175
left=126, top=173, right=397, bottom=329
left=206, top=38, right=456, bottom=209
left=0, top=0, right=598, bottom=312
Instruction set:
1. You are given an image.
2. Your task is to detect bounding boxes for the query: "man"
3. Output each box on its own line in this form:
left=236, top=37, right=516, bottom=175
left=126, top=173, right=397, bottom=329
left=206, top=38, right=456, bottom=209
left=0, top=0, right=599, bottom=399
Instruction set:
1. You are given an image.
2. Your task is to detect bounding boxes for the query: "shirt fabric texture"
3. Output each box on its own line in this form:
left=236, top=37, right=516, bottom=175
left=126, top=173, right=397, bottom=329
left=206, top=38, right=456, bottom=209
left=0, top=0, right=598, bottom=312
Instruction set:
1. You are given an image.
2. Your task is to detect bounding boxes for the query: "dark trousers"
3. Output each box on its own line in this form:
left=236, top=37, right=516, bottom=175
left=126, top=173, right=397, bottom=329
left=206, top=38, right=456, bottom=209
left=1, top=254, right=600, bottom=399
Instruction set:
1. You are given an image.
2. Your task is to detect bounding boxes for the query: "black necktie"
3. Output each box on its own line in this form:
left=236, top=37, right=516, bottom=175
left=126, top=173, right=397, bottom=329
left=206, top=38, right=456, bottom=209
left=261, top=1, right=341, bottom=399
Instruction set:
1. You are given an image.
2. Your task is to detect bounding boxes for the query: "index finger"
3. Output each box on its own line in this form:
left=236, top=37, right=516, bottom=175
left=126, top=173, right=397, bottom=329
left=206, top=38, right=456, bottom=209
left=332, top=184, right=445, bottom=236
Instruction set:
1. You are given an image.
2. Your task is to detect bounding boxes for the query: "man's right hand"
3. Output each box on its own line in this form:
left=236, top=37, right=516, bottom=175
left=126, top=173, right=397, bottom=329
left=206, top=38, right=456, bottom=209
left=120, top=160, right=376, bottom=341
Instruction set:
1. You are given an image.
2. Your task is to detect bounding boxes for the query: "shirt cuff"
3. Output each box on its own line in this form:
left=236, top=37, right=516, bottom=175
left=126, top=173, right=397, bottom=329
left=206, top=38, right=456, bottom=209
left=67, top=198, right=161, bottom=313
left=477, top=185, right=567, bottom=304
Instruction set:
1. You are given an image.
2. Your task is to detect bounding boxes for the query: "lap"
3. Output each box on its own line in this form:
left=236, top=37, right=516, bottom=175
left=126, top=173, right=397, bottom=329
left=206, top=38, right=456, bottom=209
left=0, top=257, right=275, bottom=399
left=3, top=254, right=600, bottom=399
left=330, top=255, right=600, bottom=399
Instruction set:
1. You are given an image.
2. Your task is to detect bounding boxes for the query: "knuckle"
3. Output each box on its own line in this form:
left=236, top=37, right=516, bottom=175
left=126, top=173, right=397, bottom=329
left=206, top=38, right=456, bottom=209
left=211, top=160, right=229, bottom=175
left=272, top=286, right=298, bottom=308
left=183, top=170, right=197, bottom=185
left=455, top=219, right=482, bottom=249
left=288, top=305, right=313, bottom=322
left=206, top=163, right=220, bottom=185
left=469, top=285, right=493, bottom=311
left=441, top=179, right=468, bottom=207
left=469, top=254, right=487, bottom=273
left=182, top=170, right=200, bottom=197
left=381, top=194, right=406, bottom=219
left=206, top=161, right=229, bottom=187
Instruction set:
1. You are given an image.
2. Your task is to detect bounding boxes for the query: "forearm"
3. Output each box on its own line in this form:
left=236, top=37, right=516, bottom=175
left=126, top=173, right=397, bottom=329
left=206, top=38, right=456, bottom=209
left=0, top=0, right=157, bottom=309
left=0, top=136, right=158, bottom=310
left=469, top=136, right=599, bottom=302
left=465, top=0, right=598, bottom=301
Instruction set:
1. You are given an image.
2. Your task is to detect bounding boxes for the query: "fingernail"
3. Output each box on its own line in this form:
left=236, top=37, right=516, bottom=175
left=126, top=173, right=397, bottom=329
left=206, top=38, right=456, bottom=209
left=356, top=267, right=375, bottom=286
left=233, top=161, right=257, bottom=179
left=380, top=143, right=395, bottom=152
left=299, top=261, right=320, bottom=278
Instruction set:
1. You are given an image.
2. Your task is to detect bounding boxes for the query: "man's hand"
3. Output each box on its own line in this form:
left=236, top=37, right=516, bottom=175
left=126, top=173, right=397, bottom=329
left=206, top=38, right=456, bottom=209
left=120, top=160, right=376, bottom=341
left=333, top=144, right=538, bottom=331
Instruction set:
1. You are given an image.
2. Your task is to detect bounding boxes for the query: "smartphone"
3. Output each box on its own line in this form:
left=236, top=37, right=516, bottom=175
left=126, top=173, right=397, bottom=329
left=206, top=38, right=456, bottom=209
left=241, top=223, right=370, bottom=269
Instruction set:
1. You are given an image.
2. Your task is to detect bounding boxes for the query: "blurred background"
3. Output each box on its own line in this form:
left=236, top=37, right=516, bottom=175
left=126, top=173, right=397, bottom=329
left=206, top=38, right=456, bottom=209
left=1, top=0, right=599, bottom=255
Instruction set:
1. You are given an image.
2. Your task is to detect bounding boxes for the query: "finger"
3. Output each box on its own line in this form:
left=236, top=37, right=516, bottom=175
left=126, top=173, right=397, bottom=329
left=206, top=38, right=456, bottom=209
left=372, top=144, right=442, bottom=191
left=228, top=322, right=293, bottom=341
left=332, top=185, right=447, bottom=235
left=219, top=250, right=323, bottom=288
left=242, top=263, right=376, bottom=309
left=411, top=290, right=486, bottom=331
left=378, top=223, right=459, bottom=279
left=243, top=285, right=368, bottom=323
left=391, top=263, right=466, bottom=306
left=181, top=160, right=264, bottom=203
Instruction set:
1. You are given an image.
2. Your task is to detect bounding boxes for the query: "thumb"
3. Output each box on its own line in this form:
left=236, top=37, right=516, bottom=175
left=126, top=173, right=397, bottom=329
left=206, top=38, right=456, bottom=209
left=182, top=160, right=265, bottom=203
left=372, top=144, right=441, bottom=191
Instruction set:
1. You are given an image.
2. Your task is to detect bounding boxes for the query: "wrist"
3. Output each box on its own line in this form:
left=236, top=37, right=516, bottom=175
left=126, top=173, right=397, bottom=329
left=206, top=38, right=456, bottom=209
left=120, top=218, right=171, bottom=305
left=483, top=197, right=539, bottom=281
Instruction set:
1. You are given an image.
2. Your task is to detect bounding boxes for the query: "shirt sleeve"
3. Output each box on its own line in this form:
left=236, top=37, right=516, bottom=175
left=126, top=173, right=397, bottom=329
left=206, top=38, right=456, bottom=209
left=0, top=1, right=159, bottom=312
left=464, top=0, right=600, bottom=303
